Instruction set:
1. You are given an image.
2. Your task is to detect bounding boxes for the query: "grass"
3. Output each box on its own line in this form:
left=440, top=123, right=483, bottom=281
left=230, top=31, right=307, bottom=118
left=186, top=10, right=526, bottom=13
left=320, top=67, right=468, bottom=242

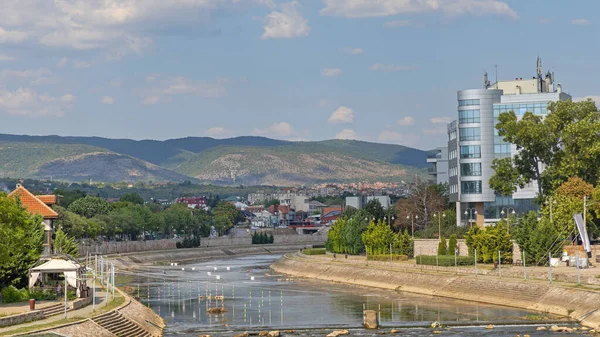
left=0, top=295, right=125, bottom=336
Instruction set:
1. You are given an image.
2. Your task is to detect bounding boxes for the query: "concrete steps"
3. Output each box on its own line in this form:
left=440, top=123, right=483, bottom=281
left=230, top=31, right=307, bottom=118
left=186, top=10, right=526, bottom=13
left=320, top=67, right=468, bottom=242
left=92, top=310, right=151, bottom=337
left=41, top=303, right=67, bottom=318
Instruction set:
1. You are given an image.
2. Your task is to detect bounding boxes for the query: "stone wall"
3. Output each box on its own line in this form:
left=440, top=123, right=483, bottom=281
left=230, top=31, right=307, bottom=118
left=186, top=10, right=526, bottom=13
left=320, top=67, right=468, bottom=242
left=80, top=234, right=326, bottom=256
left=272, top=254, right=600, bottom=330
left=119, top=295, right=164, bottom=336
left=0, top=311, right=44, bottom=328
left=413, top=239, right=521, bottom=263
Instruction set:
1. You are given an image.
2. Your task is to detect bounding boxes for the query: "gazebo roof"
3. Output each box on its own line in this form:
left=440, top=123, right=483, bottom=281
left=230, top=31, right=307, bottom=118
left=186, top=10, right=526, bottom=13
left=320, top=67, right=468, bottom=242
left=31, top=258, right=81, bottom=273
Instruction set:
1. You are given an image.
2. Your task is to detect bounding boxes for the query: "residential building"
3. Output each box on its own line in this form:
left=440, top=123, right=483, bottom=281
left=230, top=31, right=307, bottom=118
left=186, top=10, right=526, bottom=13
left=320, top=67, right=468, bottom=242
left=446, top=57, right=571, bottom=226
left=345, top=196, right=364, bottom=210
left=427, top=147, right=449, bottom=185
left=345, top=195, right=391, bottom=210
left=8, top=184, right=58, bottom=257
left=366, top=195, right=391, bottom=209
left=308, top=200, right=327, bottom=213
left=176, top=196, right=208, bottom=210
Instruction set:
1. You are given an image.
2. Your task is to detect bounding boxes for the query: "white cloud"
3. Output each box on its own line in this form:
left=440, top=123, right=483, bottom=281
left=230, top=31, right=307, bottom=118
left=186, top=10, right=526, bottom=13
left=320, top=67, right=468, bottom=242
left=575, top=96, right=600, bottom=106
left=378, top=130, right=419, bottom=146
left=322, top=68, right=343, bottom=77
left=423, top=127, right=446, bottom=135
left=335, top=129, right=357, bottom=140
left=253, top=122, right=293, bottom=137
left=384, top=20, right=411, bottom=28
left=370, top=64, right=417, bottom=72
left=320, top=0, right=518, bottom=19
left=396, top=116, right=414, bottom=126
left=539, top=17, right=551, bottom=24
left=73, top=60, right=91, bottom=69
left=204, top=127, right=232, bottom=138
left=340, top=47, right=364, bottom=55
left=141, top=76, right=227, bottom=104
left=0, top=53, right=16, bottom=61
left=571, top=18, right=591, bottom=25
left=262, top=1, right=311, bottom=39
left=56, top=57, right=68, bottom=68
left=101, top=96, right=115, bottom=105
left=0, top=0, right=271, bottom=54
left=430, top=117, right=452, bottom=124
left=328, top=106, right=354, bottom=124
left=0, top=68, right=57, bottom=85
left=0, top=88, right=73, bottom=117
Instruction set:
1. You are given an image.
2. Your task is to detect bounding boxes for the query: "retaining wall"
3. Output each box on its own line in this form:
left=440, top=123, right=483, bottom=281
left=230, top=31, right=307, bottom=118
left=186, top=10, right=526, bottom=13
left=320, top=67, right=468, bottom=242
left=271, top=254, right=600, bottom=329
left=0, top=310, right=44, bottom=328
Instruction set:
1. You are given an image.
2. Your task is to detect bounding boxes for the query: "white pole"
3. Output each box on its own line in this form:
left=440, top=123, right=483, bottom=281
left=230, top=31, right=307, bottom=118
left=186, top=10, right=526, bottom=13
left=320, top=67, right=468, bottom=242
left=576, top=251, right=581, bottom=285
left=474, top=249, right=477, bottom=276
left=523, top=251, right=527, bottom=280
left=111, top=262, right=115, bottom=299
left=498, top=251, right=501, bottom=278
left=549, top=252, right=553, bottom=284
left=64, top=277, right=67, bottom=319
left=93, top=270, right=96, bottom=311
left=389, top=242, right=392, bottom=267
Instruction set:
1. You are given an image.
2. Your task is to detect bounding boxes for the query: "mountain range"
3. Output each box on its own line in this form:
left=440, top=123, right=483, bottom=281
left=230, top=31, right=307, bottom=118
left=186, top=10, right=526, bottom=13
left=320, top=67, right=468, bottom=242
left=0, top=134, right=431, bottom=186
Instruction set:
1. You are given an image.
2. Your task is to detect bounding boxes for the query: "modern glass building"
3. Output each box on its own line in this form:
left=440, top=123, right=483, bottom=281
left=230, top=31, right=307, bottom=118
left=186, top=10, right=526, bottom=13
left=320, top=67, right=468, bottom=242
left=446, top=58, right=572, bottom=226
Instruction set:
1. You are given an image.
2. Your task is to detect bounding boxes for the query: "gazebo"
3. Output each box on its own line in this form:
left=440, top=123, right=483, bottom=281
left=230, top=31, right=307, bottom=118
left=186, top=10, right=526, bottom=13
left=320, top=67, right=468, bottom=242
left=29, top=259, right=87, bottom=297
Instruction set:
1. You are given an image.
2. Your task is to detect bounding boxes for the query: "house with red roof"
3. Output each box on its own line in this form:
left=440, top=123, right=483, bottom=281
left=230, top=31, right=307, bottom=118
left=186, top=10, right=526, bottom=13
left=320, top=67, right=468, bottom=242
left=8, top=184, right=58, bottom=257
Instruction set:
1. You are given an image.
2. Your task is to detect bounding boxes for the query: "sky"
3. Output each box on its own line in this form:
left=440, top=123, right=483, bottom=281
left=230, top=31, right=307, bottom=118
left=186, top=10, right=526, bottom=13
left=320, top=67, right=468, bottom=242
left=0, top=0, right=599, bottom=150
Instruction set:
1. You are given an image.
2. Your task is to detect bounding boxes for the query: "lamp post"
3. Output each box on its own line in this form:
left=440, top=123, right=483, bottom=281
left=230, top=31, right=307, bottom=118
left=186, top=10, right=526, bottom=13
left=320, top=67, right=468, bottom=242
left=383, top=216, right=396, bottom=226
left=464, top=208, right=477, bottom=227
left=500, top=207, right=516, bottom=235
left=545, top=197, right=557, bottom=223
left=433, top=212, right=446, bottom=241
left=406, top=214, right=419, bottom=239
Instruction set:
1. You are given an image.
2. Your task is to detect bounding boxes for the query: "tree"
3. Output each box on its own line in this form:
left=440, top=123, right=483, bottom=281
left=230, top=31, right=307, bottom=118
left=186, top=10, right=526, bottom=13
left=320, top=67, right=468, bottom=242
left=394, top=178, right=447, bottom=233
left=514, top=212, right=565, bottom=265
left=0, top=193, right=45, bottom=289
left=464, top=224, right=512, bottom=263
left=53, top=206, right=101, bottom=239
left=362, top=219, right=394, bottom=255
left=545, top=177, right=594, bottom=236
left=437, top=237, right=447, bottom=255
left=68, top=196, right=110, bottom=218
left=448, top=234, right=457, bottom=255
left=263, top=199, right=280, bottom=208
left=212, top=202, right=242, bottom=234
left=53, top=189, right=86, bottom=208
left=120, top=193, right=144, bottom=205
left=364, top=199, right=385, bottom=221
left=342, top=217, right=369, bottom=255
left=491, top=99, right=599, bottom=198
left=53, top=228, right=79, bottom=257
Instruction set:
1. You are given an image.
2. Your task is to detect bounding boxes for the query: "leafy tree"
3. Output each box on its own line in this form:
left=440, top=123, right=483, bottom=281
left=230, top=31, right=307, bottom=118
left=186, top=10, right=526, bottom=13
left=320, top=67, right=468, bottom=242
left=53, top=206, right=101, bottom=239
left=53, top=228, right=79, bottom=257
left=489, top=157, right=525, bottom=196
left=364, top=199, right=385, bottom=221
left=448, top=234, right=458, bottom=255
left=120, top=193, right=144, bottom=205
left=514, top=212, right=565, bottom=265
left=393, top=230, right=414, bottom=257
left=53, top=189, right=86, bottom=208
left=342, top=217, right=369, bottom=255
left=0, top=193, right=45, bottom=289
left=362, top=219, right=394, bottom=255
left=545, top=177, right=594, bottom=236
left=327, top=217, right=347, bottom=253
left=68, top=196, right=110, bottom=218
left=437, top=237, right=447, bottom=255
left=212, top=202, right=242, bottom=234
left=263, top=199, right=280, bottom=208
left=394, top=178, right=447, bottom=233
left=464, top=224, right=512, bottom=263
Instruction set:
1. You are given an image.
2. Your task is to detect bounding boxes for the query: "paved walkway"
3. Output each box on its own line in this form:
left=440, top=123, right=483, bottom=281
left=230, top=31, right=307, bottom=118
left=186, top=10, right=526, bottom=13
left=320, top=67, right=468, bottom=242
left=0, top=284, right=112, bottom=335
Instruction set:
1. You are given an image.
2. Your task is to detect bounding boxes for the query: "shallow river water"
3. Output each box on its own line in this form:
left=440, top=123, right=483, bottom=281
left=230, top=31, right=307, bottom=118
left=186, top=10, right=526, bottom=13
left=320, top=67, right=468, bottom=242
left=118, top=254, right=586, bottom=337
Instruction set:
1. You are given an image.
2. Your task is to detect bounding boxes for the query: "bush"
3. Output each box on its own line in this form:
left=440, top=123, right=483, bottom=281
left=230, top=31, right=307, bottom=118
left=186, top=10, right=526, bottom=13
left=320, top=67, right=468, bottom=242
left=302, top=248, right=326, bottom=255
left=438, top=237, right=447, bottom=255
left=415, top=255, right=474, bottom=266
left=1, top=286, right=28, bottom=303
left=448, top=234, right=457, bottom=255
left=30, top=289, right=57, bottom=301
left=367, top=254, right=408, bottom=261
left=252, top=232, right=273, bottom=244
left=176, top=236, right=201, bottom=249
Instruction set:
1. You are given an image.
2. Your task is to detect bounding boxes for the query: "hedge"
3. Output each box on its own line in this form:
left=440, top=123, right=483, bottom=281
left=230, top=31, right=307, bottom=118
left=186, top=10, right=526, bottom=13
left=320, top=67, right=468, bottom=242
left=368, top=254, right=408, bottom=261
left=415, top=255, right=474, bottom=266
left=302, top=248, right=326, bottom=255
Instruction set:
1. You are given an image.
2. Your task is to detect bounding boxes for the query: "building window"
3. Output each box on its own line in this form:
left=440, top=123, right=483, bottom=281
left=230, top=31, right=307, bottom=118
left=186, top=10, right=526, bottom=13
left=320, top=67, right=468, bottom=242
left=449, top=130, right=457, bottom=140
left=459, top=109, right=480, bottom=124
left=460, top=145, right=481, bottom=158
left=461, top=163, right=482, bottom=176
left=459, top=99, right=480, bottom=107
left=461, top=181, right=482, bottom=194
left=494, top=102, right=549, bottom=117
left=459, top=127, right=480, bottom=141
left=494, top=144, right=511, bottom=154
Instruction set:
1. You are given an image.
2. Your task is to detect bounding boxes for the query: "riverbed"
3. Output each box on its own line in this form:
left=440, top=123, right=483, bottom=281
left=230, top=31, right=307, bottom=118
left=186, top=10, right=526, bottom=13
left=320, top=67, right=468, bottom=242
left=117, top=254, right=585, bottom=336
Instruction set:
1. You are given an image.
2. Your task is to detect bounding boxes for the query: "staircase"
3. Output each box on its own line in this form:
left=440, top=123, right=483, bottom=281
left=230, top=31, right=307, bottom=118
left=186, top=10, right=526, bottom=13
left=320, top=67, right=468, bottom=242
left=92, top=310, right=152, bottom=337
left=41, top=303, right=67, bottom=317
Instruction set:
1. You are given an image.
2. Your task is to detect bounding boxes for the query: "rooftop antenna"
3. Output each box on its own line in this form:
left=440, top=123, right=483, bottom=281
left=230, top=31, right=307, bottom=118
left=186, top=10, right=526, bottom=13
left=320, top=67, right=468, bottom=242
left=494, top=64, right=498, bottom=85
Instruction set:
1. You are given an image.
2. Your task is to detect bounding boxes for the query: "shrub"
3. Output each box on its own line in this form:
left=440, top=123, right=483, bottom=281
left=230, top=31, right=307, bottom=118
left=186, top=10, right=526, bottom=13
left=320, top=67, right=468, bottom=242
left=415, top=255, right=474, bottom=266
left=448, top=234, right=457, bottom=255
left=1, top=286, right=28, bottom=303
left=438, top=237, right=447, bottom=255
left=252, top=232, right=272, bottom=244
left=30, top=289, right=57, bottom=301
left=302, top=248, right=326, bottom=255
left=367, top=254, right=408, bottom=261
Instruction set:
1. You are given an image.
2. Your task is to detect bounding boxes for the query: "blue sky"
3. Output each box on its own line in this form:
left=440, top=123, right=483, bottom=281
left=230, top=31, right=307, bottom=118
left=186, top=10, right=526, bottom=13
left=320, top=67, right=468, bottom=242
left=0, top=0, right=598, bottom=150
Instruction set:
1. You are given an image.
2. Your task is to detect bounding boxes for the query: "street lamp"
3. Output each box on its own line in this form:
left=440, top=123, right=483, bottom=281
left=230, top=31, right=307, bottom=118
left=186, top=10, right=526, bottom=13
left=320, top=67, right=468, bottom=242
left=406, top=214, right=419, bottom=239
left=433, top=211, right=446, bottom=241
left=464, top=208, right=477, bottom=227
left=500, top=207, right=516, bottom=234
left=383, top=216, right=396, bottom=226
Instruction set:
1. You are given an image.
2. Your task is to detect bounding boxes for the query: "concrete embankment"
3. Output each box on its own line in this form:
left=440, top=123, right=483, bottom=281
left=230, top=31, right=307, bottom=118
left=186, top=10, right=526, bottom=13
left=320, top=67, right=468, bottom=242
left=271, top=253, right=600, bottom=329
left=111, top=243, right=322, bottom=267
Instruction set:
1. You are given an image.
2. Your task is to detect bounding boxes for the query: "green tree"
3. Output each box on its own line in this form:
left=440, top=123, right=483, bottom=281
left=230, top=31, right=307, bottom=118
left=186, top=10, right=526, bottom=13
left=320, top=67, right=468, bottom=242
left=53, top=206, right=101, bottom=239
left=0, top=194, right=45, bottom=289
left=263, top=199, right=280, bottom=208
left=448, top=234, right=457, bottom=255
left=393, top=230, right=414, bottom=257
left=362, top=219, right=394, bottom=255
left=364, top=199, right=385, bottom=221
left=212, top=202, right=242, bottom=234
left=120, top=193, right=144, bottom=205
left=53, top=228, right=79, bottom=257
left=437, top=237, right=447, bottom=255
left=464, top=224, right=512, bottom=263
left=342, top=217, right=368, bottom=255
left=53, top=189, right=86, bottom=208
left=514, top=212, right=565, bottom=265
left=327, top=217, right=348, bottom=253
left=68, top=196, right=110, bottom=218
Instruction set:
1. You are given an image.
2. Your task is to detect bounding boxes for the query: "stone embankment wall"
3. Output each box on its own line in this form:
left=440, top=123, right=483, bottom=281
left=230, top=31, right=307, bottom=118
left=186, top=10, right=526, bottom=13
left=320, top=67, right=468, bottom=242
left=80, top=234, right=326, bottom=256
left=414, top=239, right=523, bottom=263
left=0, top=311, right=44, bottom=328
left=271, top=254, right=600, bottom=329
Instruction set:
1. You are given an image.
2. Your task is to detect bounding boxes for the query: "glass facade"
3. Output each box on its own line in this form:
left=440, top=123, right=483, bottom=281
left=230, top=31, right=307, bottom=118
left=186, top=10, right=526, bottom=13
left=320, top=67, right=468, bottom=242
left=493, top=102, right=549, bottom=117
left=494, top=144, right=511, bottom=155
left=461, top=181, right=482, bottom=194
left=460, top=145, right=481, bottom=158
left=459, top=109, right=480, bottom=124
left=459, top=99, right=480, bottom=106
left=461, top=163, right=482, bottom=176
left=459, top=127, right=480, bottom=141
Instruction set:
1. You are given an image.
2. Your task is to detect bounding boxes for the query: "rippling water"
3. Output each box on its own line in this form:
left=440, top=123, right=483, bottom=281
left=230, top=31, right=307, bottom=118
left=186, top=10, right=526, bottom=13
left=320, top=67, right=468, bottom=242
left=117, top=254, right=584, bottom=337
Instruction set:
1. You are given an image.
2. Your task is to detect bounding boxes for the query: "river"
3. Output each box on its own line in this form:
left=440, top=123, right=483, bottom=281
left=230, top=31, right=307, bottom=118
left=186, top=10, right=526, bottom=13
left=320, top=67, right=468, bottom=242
left=118, top=254, right=586, bottom=336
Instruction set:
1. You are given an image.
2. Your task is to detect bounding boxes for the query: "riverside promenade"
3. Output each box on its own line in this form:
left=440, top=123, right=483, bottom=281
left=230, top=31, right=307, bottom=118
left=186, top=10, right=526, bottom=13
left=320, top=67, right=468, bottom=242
left=272, top=252, right=600, bottom=330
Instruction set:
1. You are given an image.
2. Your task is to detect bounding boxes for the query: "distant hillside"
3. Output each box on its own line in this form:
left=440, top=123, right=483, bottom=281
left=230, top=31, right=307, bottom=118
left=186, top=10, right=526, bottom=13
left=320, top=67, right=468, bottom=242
left=0, top=134, right=430, bottom=185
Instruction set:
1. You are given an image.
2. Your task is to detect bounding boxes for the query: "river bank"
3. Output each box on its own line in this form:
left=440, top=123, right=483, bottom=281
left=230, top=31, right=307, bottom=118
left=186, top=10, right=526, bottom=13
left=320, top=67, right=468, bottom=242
left=271, top=253, right=600, bottom=330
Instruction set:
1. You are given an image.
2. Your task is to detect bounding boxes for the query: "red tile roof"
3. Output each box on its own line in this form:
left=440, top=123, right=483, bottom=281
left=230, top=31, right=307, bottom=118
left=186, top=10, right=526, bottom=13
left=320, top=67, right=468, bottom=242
left=36, top=195, right=57, bottom=205
left=8, top=184, right=58, bottom=219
